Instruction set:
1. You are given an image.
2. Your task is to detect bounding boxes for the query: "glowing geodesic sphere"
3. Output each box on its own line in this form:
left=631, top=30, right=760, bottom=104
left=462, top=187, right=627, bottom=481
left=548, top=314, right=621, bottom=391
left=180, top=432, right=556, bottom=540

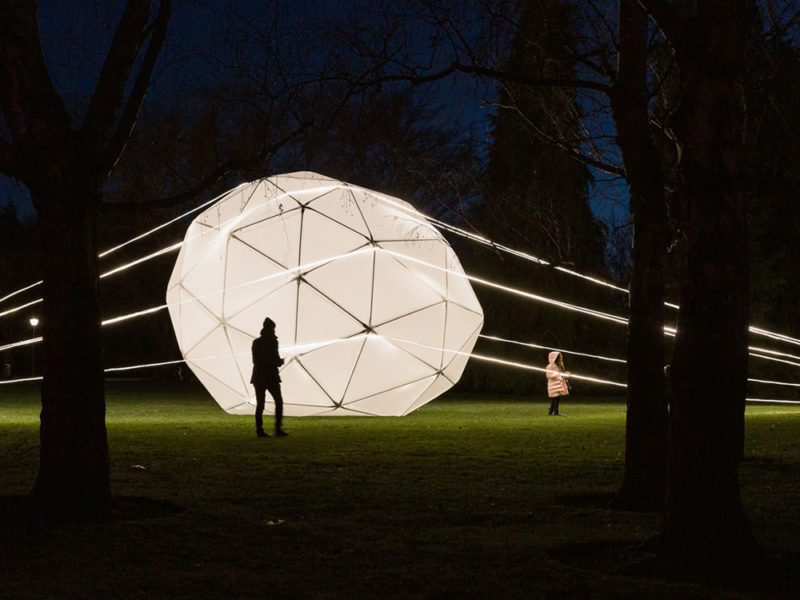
left=165, top=172, right=483, bottom=416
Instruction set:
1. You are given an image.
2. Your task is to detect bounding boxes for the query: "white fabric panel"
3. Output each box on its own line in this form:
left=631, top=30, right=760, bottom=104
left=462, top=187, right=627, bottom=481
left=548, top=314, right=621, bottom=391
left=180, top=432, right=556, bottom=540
left=305, top=188, right=372, bottom=239
left=295, top=336, right=365, bottom=405
left=166, top=172, right=483, bottom=416
left=375, top=302, right=446, bottom=369
left=226, top=282, right=298, bottom=346
left=223, top=237, right=288, bottom=319
left=443, top=303, right=484, bottom=366
left=303, top=249, right=374, bottom=325
left=177, top=288, right=221, bottom=353
left=295, top=283, right=364, bottom=346
left=445, top=247, right=483, bottom=314
left=443, top=325, right=482, bottom=384
left=233, top=209, right=303, bottom=269
left=188, top=366, right=247, bottom=413
left=279, top=360, right=334, bottom=407
left=343, top=335, right=434, bottom=405
left=403, top=374, right=455, bottom=415
left=185, top=326, right=247, bottom=396
left=346, top=375, right=437, bottom=414
left=379, top=240, right=449, bottom=297
left=180, top=236, right=226, bottom=315
left=299, top=209, right=370, bottom=265
left=371, top=251, right=443, bottom=326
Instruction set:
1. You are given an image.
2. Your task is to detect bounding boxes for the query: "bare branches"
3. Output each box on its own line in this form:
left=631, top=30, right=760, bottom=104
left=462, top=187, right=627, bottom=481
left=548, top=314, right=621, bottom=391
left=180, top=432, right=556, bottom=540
left=0, top=0, right=71, bottom=163
left=104, top=0, right=173, bottom=175
left=81, top=1, right=154, bottom=149
left=638, top=0, right=684, bottom=43
left=364, top=60, right=613, bottom=94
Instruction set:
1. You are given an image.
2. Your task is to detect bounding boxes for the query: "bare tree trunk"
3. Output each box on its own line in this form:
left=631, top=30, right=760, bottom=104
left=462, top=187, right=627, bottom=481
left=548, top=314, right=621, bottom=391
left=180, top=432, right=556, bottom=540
left=656, top=1, right=760, bottom=568
left=31, top=185, right=110, bottom=522
left=610, top=0, right=668, bottom=511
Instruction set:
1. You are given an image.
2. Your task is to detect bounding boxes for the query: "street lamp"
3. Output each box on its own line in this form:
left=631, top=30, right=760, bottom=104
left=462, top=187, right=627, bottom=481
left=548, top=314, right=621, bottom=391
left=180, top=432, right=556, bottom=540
left=29, top=317, right=39, bottom=375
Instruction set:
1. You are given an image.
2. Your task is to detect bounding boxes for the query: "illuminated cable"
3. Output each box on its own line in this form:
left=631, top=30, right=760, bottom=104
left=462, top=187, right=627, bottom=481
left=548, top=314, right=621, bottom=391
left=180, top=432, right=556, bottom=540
left=379, top=248, right=629, bottom=326
left=381, top=334, right=628, bottom=388
left=746, top=398, right=800, bottom=404
left=96, top=185, right=246, bottom=259
left=479, top=334, right=626, bottom=364
left=0, top=337, right=42, bottom=353
left=749, top=346, right=800, bottom=362
left=0, top=376, right=43, bottom=385
left=100, top=242, right=184, bottom=279
left=0, top=299, right=42, bottom=320
left=749, top=353, right=800, bottom=368
left=0, top=281, right=43, bottom=305
left=748, top=378, right=800, bottom=388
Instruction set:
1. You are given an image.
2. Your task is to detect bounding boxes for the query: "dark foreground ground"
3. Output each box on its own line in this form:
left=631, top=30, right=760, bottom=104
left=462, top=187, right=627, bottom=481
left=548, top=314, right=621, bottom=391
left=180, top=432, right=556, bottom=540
left=1, top=380, right=799, bottom=598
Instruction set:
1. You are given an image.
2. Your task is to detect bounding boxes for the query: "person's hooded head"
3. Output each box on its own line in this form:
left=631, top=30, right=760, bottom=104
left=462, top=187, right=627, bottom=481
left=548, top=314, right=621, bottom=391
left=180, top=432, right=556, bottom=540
left=261, top=317, right=276, bottom=337
left=548, top=351, right=564, bottom=369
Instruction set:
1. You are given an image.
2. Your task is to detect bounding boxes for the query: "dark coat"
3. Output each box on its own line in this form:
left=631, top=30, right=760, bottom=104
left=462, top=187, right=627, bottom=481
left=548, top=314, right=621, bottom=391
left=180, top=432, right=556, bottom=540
left=250, top=330, right=283, bottom=387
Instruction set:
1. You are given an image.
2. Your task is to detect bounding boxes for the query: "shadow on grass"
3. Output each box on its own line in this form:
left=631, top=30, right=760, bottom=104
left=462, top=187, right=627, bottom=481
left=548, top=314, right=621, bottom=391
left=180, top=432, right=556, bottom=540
left=549, top=536, right=800, bottom=598
left=0, top=495, right=185, bottom=547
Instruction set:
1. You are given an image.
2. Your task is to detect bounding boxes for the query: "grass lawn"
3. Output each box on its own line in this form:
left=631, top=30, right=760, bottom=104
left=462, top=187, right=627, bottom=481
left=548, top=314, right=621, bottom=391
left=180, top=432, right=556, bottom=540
left=1, top=379, right=800, bottom=598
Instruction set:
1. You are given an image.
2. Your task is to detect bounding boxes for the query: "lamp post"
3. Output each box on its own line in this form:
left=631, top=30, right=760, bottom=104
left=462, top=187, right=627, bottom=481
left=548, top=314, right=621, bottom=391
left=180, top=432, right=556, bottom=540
left=29, top=317, right=39, bottom=376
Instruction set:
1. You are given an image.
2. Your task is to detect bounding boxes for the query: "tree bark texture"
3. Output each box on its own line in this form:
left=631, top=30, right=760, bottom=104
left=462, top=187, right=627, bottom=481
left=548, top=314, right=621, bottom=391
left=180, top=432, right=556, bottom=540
left=0, top=0, right=170, bottom=523
left=32, top=185, right=110, bottom=522
left=651, top=0, right=761, bottom=568
left=610, top=0, right=668, bottom=511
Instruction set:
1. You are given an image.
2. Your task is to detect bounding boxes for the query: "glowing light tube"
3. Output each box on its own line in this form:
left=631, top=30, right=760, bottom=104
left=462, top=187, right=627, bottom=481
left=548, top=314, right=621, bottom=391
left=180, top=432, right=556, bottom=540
left=479, top=334, right=626, bottom=363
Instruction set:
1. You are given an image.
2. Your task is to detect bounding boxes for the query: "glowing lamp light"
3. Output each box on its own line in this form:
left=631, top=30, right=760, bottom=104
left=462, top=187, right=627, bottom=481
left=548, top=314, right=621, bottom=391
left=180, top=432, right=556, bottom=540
left=166, top=172, right=483, bottom=416
left=29, top=317, right=39, bottom=327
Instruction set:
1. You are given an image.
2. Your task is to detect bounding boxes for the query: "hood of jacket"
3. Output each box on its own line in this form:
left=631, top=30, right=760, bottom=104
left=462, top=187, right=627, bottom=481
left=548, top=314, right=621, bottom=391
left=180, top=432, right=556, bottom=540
left=548, top=351, right=562, bottom=365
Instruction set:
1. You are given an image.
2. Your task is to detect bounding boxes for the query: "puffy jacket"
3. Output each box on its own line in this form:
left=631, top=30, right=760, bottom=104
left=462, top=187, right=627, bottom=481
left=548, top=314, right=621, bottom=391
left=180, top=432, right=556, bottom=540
left=546, top=351, right=569, bottom=398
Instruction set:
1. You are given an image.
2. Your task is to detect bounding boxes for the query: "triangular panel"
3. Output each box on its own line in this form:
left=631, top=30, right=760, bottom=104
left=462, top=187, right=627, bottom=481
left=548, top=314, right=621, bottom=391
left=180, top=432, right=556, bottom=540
left=278, top=360, right=335, bottom=410
left=299, top=208, right=370, bottom=266
left=304, top=187, right=371, bottom=238
left=444, top=247, right=483, bottom=314
left=371, top=251, right=443, bottom=326
left=296, top=336, right=366, bottom=405
left=443, top=303, right=484, bottom=361
left=187, top=365, right=247, bottom=413
left=378, top=240, right=449, bottom=298
left=180, top=238, right=227, bottom=315
left=295, top=283, right=364, bottom=347
left=223, top=236, right=288, bottom=319
left=185, top=326, right=247, bottom=397
left=375, top=302, right=446, bottom=369
left=345, top=375, right=437, bottom=416
left=177, top=287, right=221, bottom=353
left=233, top=208, right=303, bottom=269
left=442, top=325, right=482, bottom=384
left=303, top=249, right=375, bottom=325
left=403, top=374, right=454, bottom=414
left=226, top=281, right=299, bottom=346
left=343, top=335, right=436, bottom=404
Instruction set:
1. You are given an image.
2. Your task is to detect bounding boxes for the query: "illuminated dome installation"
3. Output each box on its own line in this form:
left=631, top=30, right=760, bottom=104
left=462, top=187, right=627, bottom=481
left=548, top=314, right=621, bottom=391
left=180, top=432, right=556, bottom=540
left=166, top=172, right=483, bottom=416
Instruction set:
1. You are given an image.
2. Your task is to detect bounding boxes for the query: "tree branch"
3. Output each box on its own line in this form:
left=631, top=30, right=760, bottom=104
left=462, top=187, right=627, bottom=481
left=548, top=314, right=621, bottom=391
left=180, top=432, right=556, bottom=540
left=638, top=0, right=684, bottom=43
left=81, top=0, right=154, bottom=151
left=104, top=0, right=173, bottom=175
left=0, top=0, right=71, bottom=178
left=365, top=61, right=613, bottom=94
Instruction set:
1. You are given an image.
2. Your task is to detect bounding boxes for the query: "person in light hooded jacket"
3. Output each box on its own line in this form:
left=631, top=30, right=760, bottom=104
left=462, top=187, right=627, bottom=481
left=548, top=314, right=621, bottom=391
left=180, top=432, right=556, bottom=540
left=545, top=351, right=570, bottom=416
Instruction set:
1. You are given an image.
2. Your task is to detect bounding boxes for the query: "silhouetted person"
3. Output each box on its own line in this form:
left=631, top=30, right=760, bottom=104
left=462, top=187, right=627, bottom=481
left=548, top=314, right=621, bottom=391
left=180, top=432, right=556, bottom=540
left=546, top=351, right=571, bottom=416
left=251, top=317, right=287, bottom=437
